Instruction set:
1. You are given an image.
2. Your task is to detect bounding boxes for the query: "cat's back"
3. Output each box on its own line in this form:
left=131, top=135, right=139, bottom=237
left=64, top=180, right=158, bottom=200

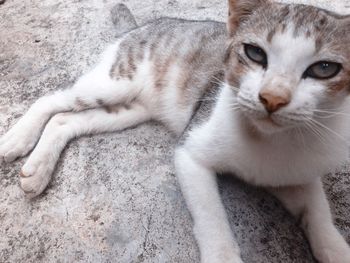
left=110, top=17, right=227, bottom=81
left=105, top=18, right=227, bottom=133
left=120, top=17, right=227, bottom=58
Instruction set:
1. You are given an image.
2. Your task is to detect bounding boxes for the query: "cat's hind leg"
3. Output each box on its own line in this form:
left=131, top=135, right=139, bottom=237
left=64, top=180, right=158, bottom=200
left=0, top=89, right=78, bottom=164
left=0, top=42, right=140, bottom=164
left=19, top=103, right=150, bottom=198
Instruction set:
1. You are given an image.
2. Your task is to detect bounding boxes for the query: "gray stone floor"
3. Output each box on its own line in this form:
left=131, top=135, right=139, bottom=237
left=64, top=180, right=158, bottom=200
left=0, top=0, right=349, bottom=262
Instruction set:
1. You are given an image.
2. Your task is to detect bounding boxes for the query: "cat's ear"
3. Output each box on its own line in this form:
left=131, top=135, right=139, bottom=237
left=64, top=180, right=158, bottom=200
left=227, top=0, right=270, bottom=36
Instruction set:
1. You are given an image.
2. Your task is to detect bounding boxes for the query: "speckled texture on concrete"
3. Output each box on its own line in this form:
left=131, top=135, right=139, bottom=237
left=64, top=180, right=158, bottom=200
left=0, top=1, right=349, bottom=262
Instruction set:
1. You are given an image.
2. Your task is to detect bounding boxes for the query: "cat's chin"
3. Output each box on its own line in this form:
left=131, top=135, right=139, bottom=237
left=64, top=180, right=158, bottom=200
left=247, top=116, right=289, bottom=135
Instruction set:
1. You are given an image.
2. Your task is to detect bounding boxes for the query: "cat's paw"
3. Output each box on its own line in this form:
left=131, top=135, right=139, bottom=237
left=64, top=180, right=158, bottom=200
left=313, top=243, right=350, bottom=263
left=19, top=158, right=54, bottom=198
left=314, top=249, right=350, bottom=263
left=0, top=122, right=39, bottom=164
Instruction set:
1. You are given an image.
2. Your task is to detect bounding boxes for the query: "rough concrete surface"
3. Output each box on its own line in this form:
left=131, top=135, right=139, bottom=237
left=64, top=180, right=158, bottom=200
left=0, top=0, right=350, bottom=262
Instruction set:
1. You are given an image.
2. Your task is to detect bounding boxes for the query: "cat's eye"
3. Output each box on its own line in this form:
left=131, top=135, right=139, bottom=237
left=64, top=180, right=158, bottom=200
left=244, top=44, right=268, bottom=68
left=303, top=61, right=342, bottom=80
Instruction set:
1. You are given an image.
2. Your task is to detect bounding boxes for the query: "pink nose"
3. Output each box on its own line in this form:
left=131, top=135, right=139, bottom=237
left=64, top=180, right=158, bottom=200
left=259, top=92, right=290, bottom=113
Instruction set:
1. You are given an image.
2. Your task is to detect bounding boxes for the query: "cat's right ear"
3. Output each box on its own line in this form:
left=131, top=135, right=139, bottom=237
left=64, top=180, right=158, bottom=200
left=227, top=0, right=270, bottom=36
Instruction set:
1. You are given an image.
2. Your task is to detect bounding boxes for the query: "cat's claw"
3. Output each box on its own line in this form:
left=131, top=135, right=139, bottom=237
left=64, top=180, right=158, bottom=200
left=19, top=159, right=53, bottom=198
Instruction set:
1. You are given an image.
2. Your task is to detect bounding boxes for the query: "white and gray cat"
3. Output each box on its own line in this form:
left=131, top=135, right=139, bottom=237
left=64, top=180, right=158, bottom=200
left=1, top=0, right=350, bottom=262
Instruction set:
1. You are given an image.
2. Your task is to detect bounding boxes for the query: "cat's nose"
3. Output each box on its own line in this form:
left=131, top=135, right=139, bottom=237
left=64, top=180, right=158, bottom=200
left=258, top=92, right=290, bottom=114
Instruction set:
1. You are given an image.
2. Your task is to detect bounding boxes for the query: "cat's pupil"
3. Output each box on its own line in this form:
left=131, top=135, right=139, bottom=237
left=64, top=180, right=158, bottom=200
left=320, top=63, right=329, bottom=71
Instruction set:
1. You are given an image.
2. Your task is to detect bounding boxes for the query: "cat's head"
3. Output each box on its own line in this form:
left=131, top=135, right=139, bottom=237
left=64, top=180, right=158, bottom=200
left=225, top=0, right=350, bottom=135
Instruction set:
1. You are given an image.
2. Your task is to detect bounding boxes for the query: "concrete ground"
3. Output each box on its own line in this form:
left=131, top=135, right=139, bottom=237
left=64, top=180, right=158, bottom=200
left=0, top=0, right=350, bottom=262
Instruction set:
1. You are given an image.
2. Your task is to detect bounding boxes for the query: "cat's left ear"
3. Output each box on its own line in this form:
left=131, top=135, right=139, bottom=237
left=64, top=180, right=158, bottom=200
left=227, top=0, right=270, bottom=36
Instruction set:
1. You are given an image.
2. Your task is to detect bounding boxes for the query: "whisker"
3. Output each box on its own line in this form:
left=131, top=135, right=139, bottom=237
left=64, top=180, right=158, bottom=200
left=306, top=117, right=348, bottom=143
left=304, top=120, right=329, bottom=146
left=314, top=109, right=350, bottom=117
left=226, top=84, right=240, bottom=91
left=296, top=126, right=306, bottom=147
left=211, top=75, right=225, bottom=86
left=314, top=113, right=339, bottom=119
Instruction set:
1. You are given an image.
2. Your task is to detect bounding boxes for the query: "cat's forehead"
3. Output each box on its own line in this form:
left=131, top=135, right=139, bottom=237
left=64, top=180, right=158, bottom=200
left=239, top=3, right=350, bottom=60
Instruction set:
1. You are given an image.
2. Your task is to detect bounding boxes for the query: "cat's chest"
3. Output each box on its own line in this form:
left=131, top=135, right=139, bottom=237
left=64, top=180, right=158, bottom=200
left=215, top=133, right=349, bottom=187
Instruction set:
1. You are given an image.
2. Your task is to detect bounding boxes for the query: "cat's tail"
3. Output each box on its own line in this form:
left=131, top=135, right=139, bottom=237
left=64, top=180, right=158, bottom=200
left=110, top=3, right=138, bottom=34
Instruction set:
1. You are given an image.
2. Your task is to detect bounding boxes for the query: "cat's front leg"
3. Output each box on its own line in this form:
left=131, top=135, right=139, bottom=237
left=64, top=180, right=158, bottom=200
left=269, top=179, right=350, bottom=263
left=175, top=147, right=243, bottom=263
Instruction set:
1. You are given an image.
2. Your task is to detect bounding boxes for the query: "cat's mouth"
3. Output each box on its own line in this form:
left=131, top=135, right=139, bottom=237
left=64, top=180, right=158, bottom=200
left=237, top=100, right=286, bottom=133
left=244, top=110, right=315, bottom=135
left=258, top=116, right=281, bottom=127
left=248, top=115, right=285, bottom=134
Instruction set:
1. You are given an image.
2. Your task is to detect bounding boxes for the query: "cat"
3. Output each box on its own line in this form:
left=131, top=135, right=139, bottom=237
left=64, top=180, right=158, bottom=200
left=0, top=0, right=350, bottom=262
